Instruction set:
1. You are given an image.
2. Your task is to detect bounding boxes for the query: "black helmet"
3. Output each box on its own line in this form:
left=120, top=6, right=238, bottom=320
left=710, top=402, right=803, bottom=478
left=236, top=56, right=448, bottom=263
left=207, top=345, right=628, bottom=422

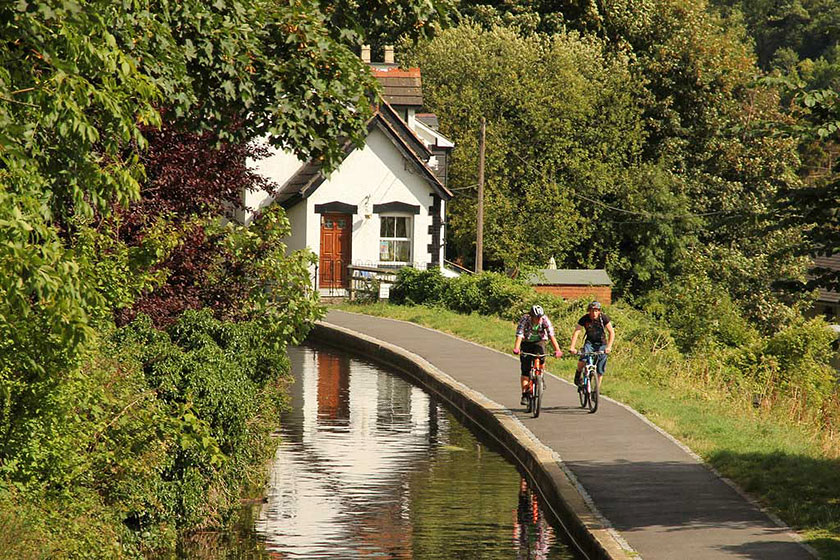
left=587, top=301, right=602, bottom=311
left=530, top=304, right=544, bottom=318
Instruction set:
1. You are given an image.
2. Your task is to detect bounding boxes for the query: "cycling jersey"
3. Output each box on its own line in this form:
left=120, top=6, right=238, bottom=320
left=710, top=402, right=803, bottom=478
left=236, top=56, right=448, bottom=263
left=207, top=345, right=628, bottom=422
left=516, top=314, right=555, bottom=343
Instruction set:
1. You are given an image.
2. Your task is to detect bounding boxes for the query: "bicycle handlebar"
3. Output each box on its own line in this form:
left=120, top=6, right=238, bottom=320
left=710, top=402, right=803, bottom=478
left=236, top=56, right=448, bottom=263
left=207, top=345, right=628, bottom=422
left=519, top=352, right=550, bottom=358
left=574, top=351, right=606, bottom=356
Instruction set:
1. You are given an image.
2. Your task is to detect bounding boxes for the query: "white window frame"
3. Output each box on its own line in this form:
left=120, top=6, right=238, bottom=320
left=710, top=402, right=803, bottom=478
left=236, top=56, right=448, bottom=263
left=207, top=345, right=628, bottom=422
left=379, top=214, right=413, bottom=265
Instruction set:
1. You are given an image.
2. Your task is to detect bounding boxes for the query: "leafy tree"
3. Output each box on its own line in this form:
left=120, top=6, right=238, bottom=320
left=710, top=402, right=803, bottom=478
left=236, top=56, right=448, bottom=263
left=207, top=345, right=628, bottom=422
left=771, top=83, right=840, bottom=292
left=321, top=0, right=457, bottom=52
left=409, top=25, right=666, bottom=277
left=711, top=0, right=840, bottom=68
left=436, top=1, right=809, bottom=320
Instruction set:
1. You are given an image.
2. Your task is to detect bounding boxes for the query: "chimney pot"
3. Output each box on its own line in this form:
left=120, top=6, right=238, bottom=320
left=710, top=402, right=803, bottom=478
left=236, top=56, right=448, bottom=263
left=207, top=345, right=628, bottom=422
left=384, top=45, right=395, bottom=65
left=361, top=44, right=371, bottom=63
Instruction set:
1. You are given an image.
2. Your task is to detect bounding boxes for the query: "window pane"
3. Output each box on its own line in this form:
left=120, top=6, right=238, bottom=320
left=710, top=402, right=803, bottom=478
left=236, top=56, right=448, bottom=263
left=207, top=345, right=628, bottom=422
left=380, top=240, right=393, bottom=261
left=395, top=240, right=411, bottom=262
left=395, top=217, right=407, bottom=238
left=380, top=216, right=395, bottom=237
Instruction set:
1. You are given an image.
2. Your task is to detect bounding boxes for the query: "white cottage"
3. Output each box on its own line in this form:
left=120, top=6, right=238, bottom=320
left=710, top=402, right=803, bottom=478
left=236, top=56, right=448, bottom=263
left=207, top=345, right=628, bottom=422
left=244, top=51, right=455, bottom=296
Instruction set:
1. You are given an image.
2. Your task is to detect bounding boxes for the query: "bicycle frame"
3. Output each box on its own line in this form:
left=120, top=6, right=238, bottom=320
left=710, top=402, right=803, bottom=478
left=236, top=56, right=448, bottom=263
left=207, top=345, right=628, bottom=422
left=520, top=352, right=548, bottom=418
left=576, top=351, right=604, bottom=413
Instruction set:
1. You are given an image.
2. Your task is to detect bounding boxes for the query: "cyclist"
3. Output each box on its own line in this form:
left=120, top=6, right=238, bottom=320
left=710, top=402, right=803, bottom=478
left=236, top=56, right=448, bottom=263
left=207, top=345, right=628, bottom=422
left=513, top=305, right=562, bottom=405
left=569, top=301, right=614, bottom=388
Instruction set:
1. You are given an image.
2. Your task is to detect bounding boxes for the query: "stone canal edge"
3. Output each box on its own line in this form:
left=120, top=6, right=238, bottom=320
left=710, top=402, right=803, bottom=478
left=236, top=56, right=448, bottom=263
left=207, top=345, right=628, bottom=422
left=313, top=320, right=637, bottom=560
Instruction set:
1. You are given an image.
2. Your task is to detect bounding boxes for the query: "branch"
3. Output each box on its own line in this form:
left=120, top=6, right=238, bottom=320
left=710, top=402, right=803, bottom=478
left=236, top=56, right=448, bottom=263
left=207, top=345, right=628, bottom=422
left=87, top=390, right=157, bottom=450
left=0, top=95, right=37, bottom=107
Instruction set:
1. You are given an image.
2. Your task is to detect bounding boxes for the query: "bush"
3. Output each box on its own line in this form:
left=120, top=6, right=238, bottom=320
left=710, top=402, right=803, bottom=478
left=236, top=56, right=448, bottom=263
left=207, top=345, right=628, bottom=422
left=391, top=269, right=533, bottom=318
left=643, top=273, right=759, bottom=352
left=440, top=274, right=481, bottom=314
left=475, top=273, right=532, bottom=317
left=115, top=310, right=290, bottom=535
left=389, top=268, right=447, bottom=305
left=760, top=318, right=837, bottom=401
left=0, top=309, right=297, bottom=559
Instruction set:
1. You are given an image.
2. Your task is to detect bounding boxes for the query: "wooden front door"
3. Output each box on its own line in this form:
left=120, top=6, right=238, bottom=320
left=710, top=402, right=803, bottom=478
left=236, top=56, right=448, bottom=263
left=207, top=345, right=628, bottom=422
left=319, top=213, right=352, bottom=288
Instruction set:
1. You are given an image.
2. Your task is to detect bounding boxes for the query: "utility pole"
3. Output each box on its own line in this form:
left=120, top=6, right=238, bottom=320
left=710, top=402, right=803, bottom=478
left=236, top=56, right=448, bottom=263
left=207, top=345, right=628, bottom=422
left=476, top=117, right=485, bottom=273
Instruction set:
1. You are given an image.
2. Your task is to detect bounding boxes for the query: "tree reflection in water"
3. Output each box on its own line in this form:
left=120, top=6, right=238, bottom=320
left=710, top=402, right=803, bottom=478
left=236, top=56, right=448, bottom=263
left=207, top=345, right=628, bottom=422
left=253, top=344, right=579, bottom=560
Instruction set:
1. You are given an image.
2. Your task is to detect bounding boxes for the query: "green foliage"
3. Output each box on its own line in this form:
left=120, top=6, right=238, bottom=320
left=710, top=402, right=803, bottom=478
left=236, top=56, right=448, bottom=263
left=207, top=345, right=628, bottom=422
left=390, top=267, right=447, bottom=305
left=767, top=78, right=840, bottom=293
left=391, top=268, right=534, bottom=318
left=214, top=206, right=324, bottom=342
left=421, top=2, right=815, bottom=333
left=391, top=268, right=575, bottom=325
left=409, top=7, right=806, bottom=320
left=644, top=264, right=759, bottom=352
left=116, top=311, right=291, bottom=533
left=321, top=0, right=456, bottom=51
left=760, top=317, right=837, bottom=398
left=713, top=0, right=840, bottom=73
left=0, top=0, right=373, bottom=407
left=642, top=242, right=814, bottom=350
left=0, top=0, right=450, bottom=555
left=407, top=25, right=649, bottom=272
left=1, top=308, right=302, bottom=559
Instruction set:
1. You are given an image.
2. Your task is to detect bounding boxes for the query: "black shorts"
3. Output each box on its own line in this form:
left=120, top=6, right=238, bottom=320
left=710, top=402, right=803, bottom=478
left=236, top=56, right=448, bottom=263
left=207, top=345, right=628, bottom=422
left=520, top=340, right=546, bottom=377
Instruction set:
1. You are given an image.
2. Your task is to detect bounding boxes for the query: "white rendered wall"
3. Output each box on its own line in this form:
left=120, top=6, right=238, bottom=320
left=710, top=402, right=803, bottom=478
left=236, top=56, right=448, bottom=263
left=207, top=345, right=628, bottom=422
left=305, top=127, right=439, bottom=270
left=244, top=141, right=304, bottom=224
left=284, top=199, right=308, bottom=254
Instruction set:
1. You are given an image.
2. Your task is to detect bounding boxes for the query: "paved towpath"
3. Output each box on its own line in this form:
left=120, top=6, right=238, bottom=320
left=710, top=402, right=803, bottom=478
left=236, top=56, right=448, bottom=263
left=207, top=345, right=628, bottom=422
left=324, top=309, right=813, bottom=560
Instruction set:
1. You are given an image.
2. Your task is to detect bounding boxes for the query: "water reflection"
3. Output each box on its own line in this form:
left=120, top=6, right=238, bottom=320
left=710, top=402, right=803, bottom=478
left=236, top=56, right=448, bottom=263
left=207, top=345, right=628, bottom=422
left=257, top=344, right=578, bottom=559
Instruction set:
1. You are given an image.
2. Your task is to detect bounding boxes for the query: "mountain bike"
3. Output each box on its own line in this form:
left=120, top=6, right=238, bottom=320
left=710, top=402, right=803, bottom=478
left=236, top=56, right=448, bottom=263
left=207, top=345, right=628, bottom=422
left=521, top=352, right=547, bottom=418
left=576, top=351, right=604, bottom=413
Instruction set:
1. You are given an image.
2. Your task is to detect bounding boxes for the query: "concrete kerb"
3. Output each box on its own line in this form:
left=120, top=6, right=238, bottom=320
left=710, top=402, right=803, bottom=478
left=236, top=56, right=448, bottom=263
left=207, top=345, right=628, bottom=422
left=312, top=321, right=637, bottom=560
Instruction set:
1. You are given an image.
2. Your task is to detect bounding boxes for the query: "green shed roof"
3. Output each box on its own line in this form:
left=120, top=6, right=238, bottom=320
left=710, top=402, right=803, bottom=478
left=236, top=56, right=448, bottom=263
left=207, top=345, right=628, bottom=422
left=525, top=269, right=612, bottom=286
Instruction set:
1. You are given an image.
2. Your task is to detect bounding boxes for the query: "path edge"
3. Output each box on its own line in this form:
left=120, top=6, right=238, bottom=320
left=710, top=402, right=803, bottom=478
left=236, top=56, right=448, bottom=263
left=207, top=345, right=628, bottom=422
left=313, top=320, right=636, bottom=560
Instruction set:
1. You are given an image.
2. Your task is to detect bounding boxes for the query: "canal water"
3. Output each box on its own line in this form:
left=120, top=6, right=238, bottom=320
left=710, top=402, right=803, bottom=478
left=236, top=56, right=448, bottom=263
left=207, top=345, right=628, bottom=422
left=253, top=343, right=580, bottom=560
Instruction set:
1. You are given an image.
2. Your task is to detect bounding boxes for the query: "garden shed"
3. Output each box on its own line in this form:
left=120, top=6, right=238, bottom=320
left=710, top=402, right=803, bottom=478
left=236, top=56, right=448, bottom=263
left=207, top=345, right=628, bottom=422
left=525, top=269, right=613, bottom=305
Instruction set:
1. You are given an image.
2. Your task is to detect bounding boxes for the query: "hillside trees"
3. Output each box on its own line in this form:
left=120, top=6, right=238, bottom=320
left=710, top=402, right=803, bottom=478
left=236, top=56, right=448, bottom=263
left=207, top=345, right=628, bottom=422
left=711, top=0, right=840, bottom=74
left=427, top=1, right=810, bottom=326
left=410, top=25, right=696, bottom=288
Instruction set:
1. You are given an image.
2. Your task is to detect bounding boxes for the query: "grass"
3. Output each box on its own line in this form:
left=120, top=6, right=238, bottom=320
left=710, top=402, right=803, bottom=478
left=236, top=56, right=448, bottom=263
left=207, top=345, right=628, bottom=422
left=334, top=301, right=840, bottom=559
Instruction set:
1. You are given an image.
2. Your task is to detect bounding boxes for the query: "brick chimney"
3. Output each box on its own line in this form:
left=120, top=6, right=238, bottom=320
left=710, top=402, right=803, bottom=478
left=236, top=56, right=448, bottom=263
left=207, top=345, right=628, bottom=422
left=384, top=45, right=395, bottom=64
left=361, top=44, right=371, bottom=63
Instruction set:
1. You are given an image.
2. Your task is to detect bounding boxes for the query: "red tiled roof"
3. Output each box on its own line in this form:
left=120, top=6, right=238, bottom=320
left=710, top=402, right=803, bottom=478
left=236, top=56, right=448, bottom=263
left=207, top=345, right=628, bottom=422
left=370, top=67, right=421, bottom=78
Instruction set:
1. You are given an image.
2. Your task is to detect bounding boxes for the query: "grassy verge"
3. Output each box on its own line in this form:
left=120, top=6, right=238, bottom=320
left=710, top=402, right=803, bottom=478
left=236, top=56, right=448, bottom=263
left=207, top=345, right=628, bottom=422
left=334, top=302, right=840, bottom=558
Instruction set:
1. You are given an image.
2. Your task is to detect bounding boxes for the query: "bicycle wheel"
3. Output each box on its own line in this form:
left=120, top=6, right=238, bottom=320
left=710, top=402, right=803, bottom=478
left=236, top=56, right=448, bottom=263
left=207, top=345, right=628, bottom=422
left=587, top=371, right=600, bottom=413
left=532, top=375, right=542, bottom=418
left=577, top=371, right=587, bottom=408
